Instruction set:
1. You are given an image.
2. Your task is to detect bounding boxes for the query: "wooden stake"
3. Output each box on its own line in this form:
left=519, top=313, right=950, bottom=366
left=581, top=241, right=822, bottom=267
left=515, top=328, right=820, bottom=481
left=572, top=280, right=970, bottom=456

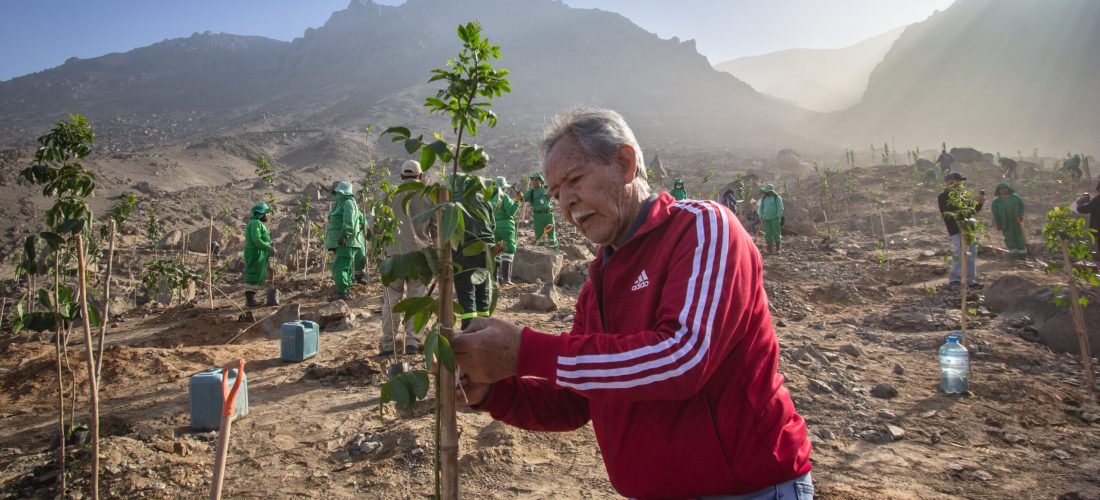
left=53, top=253, right=66, bottom=496
left=95, top=220, right=116, bottom=385
left=819, top=200, right=832, bottom=240
left=1062, top=246, right=1096, bottom=388
left=879, top=211, right=889, bottom=268
left=76, top=235, right=100, bottom=499
left=208, top=217, right=215, bottom=309
left=436, top=186, right=458, bottom=500
left=960, top=229, right=969, bottom=346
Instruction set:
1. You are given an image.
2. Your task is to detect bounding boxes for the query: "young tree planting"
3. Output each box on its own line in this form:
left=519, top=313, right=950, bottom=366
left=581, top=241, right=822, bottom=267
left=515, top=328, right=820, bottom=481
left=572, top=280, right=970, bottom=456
left=943, top=182, right=987, bottom=344
left=376, top=22, right=510, bottom=499
left=1042, top=206, right=1098, bottom=388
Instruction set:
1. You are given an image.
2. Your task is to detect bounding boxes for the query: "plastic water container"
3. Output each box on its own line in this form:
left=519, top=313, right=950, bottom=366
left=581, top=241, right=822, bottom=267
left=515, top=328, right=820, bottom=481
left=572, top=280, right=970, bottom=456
left=939, top=332, right=969, bottom=394
left=189, top=368, right=249, bottom=431
left=281, top=320, right=320, bottom=362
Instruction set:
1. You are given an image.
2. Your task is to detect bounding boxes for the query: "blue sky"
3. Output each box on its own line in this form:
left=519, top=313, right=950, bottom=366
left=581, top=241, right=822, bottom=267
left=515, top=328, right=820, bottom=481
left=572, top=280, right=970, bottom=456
left=0, top=0, right=954, bottom=81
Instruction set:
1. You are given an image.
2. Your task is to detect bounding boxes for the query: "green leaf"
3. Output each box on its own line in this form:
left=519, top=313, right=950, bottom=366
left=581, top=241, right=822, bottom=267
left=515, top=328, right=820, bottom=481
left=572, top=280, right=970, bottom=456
left=37, top=289, right=52, bottom=311
left=381, top=126, right=411, bottom=141
left=404, top=136, right=424, bottom=155
left=410, top=370, right=430, bottom=399
left=39, top=232, right=64, bottom=250
left=462, top=240, right=485, bottom=256
left=441, top=203, right=460, bottom=244
left=435, top=334, right=455, bottom=372
left=419, top=146, right=436, bottom=171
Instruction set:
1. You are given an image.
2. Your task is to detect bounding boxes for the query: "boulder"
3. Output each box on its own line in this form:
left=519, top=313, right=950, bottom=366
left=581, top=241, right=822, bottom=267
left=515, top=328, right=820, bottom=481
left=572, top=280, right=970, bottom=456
left=561, top=244, right=595, bottom=263
left=157, top=230, right=183, bottom=250
left=949, top=147, right=987, bottom=164
left=555, top=264, right=589, bottom=289
left=303, top=300, right=351, bottom=330
left=518, top=283, right=562, bottom=312
left=156, top=280, right=196, bottom=305
left=187, top=226, right=222, bottom=253
left=259, top=303, right=301, bottom=339
left=512, top=246, right=562, bottom=284
left=984, top=275, right=1039, bottom=313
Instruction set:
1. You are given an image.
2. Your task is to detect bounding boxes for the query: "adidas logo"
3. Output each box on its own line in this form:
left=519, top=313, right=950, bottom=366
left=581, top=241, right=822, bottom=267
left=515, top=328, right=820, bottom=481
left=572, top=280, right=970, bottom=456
left=631, top=270, right=650, bottom=291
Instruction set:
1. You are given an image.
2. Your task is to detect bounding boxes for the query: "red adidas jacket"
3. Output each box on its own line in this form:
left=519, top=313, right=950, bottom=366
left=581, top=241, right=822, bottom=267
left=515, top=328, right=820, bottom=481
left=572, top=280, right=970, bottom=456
left=478, top=193, right=811, bottom=498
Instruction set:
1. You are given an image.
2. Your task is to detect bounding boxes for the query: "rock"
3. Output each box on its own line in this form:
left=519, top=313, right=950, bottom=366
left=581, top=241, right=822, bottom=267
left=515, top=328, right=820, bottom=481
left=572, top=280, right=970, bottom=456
left=512, top=246, right=563, bottom=284
left=839, top=343, right=862, bottom=358
left=326, top=315, right=359, bottom=333
left=259, top=303, right=301, bottom=339
left=518, top=283, right=561, bottom=312
left=885, top=425, right=905, bottom=441
left=878, top=411, right=896, bottom=420
left=1003, top=432, right=1027, bottom=444
left=808, top=379, right=833, bottom=394
left=1051, top=449, right=1071, bottom=460
left=555, top=264, right=589, bottom=288
left=870, top=383, right=898, bottom=399
left=187, top=226, right=222, bottom=253
left=984, top=275, right=1039, bottom=312
left=157, top=229, right=183, bottom=250
left=561, top=244, right=595, bottom=262
left=893, top=363, right=906, bottom=376
left=305, top=300, right=351, bottom=330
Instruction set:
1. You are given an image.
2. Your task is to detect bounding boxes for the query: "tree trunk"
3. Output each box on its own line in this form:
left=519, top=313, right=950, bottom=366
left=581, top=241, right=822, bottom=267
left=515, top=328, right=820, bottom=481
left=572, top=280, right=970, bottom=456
left=95, top=220, right=115, bottom=385
left=75, top=235, right=100, bottom=499
left=1062, top=247, right=1096, bottom=389
left=436, top=186, right=459, bottom=500
left=53, top=254, right=66, bottom=495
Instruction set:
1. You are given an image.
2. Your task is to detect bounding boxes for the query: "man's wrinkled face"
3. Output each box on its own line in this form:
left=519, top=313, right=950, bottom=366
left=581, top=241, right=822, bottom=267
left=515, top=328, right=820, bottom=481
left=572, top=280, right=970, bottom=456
left=545, top=134, right=636, bottom=247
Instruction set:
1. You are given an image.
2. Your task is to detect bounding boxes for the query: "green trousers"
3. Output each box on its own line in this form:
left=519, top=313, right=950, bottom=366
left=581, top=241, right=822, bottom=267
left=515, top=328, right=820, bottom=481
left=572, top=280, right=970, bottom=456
left=763, top=217, right=782, bottom=244
left=454, top=249, right=492, bottom=329
left=331, top=247, right=356, bottom=295
left=1002, top=224, right=1027, bottom=259
left=533, top=212, right=557, bottom=249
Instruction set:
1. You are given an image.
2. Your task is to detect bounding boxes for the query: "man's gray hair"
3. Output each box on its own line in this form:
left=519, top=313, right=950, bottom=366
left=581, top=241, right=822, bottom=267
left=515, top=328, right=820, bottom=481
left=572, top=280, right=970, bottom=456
left=541, top=108, right=648, bottom=182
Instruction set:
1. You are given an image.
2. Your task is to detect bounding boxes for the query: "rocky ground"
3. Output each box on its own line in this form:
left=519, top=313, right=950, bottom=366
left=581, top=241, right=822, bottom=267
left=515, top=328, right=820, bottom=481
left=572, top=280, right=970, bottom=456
left=2, top=160, right=1100, bottom=499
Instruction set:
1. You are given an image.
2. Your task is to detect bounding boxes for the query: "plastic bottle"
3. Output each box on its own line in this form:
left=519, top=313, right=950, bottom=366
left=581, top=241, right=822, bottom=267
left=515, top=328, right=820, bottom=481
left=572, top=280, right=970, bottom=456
left=939, top=332, right=969, bottom=394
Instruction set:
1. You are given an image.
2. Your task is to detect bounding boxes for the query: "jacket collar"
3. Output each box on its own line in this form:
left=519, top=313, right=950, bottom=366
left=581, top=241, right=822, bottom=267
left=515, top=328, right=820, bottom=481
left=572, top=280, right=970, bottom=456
left=599, top=192, right=676, bottom=264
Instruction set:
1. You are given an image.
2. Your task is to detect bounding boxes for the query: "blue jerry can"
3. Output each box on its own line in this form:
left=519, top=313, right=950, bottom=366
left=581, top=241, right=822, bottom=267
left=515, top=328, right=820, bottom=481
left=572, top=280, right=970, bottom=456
left=281, top=320, right=320, bottom=362
left=188, top=368, right=249, bottom=431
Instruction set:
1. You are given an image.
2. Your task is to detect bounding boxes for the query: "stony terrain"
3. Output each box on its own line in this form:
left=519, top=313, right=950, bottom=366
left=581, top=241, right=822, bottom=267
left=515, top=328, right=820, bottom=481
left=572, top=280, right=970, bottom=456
left=1, top=155, right=1100, bottom=500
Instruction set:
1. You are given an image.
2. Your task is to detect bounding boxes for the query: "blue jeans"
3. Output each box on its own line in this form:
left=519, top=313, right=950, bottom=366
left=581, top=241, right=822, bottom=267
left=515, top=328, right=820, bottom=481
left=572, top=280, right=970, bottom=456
left=950, top=233, right=977, bottom=284
left=699, top=473, right=814, bottom=500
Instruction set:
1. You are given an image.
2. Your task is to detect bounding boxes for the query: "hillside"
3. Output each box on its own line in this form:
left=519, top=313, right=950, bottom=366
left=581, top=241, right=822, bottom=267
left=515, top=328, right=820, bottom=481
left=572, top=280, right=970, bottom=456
left=0, top=0, right=811, bottom=156
left=821, top=0, right=1100, bottom=153
left=715, top=26, right=903, bottom=113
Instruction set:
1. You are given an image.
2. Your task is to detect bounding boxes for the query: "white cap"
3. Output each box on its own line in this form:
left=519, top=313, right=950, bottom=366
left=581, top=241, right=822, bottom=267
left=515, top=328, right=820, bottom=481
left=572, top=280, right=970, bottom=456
left=401, top=160, right=422, bottom=176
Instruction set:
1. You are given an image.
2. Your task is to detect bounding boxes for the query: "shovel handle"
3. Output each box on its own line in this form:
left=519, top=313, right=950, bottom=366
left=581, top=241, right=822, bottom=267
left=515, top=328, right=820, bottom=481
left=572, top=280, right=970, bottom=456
left=220, top=359, right=246, bottom=417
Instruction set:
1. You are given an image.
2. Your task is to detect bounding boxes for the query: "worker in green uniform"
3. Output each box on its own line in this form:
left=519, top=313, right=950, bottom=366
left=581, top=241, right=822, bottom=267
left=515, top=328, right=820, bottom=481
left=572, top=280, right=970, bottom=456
left=325, top=181, right=361, bottom=301
left=758, top=184, right=785, bottom=254
left=243, top=203, right=276, bottom=308
left=523, top=173, right=558, bottom=249
left=453, top=173, right=496, bottom=328
left=991, top=181, right=1027, bottom=260
left=353, top=208, right=369, bottom=284
left=492, top=176, right=520, bottom=285
left=670, top=177, right=688, bottom=201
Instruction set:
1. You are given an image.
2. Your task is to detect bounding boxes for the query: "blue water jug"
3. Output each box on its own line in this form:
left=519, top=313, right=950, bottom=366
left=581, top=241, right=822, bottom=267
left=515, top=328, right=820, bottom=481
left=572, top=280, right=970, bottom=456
left=281, top=320, right=320, bottom=362
left=939, top=332, right=969, bottom=394
left=188, top=368, right=249, bottom=431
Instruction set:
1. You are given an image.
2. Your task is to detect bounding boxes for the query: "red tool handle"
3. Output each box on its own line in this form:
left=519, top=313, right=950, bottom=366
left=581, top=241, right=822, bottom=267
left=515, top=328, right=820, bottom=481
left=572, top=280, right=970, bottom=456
left=220, top=359, right=246, bottom=417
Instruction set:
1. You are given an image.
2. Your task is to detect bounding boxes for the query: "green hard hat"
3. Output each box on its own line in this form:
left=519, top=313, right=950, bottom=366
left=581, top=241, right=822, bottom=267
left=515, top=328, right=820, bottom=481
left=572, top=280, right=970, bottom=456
left=251, top=203, right=271, bottom=214
left=332, top=181, right=354, bottom=196
left=760, top=184, right=776, bottom=194
left=530, top=173, right=545, bottom=182
left=495, top=176, right=510, bottom=189
left=674, top=177, right=684, bottom=184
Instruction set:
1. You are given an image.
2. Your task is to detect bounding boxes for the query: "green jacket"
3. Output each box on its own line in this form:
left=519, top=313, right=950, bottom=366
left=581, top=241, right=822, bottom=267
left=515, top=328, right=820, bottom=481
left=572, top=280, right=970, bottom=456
left=524, top=185, right=553, bottom=212
left=455, top=175, right=495, bottom=244
left=991, top=183, right=1025, bottom=231
left=244, top=215, right=272, bottom=253
left=326, top=194, right=362, bottom=249
left=243, top=214, right=272, bottom=285
left=492, top=188, right=520, bottom=235
left=671, top=186, right=688, bottom=201
left=758, top=193, right=784, bottom=220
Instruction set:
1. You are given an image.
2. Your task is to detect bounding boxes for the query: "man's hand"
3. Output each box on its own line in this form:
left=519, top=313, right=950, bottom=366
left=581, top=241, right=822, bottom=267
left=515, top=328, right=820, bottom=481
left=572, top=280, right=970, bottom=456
left=452, top=317, right=523, bottom=384
left=456, top=372, right=492, bottom=407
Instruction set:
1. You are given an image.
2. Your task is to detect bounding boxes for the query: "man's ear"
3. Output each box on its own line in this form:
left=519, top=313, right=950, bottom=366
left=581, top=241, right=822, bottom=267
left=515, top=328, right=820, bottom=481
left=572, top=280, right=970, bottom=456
left=617, top=145, right=638, bottom=183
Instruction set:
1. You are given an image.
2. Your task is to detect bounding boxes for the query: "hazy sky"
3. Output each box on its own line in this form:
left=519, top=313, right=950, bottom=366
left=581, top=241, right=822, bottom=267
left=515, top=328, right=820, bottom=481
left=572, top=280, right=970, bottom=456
left=0, top=0, right=954, bottom=81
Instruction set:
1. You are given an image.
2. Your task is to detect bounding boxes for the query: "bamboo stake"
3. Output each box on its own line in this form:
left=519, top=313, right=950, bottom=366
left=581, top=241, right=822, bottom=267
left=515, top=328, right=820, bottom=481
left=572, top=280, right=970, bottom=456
left=436, top=186, right=458, bottom=500
left=302, top=222, right=310, bottom=278
left=76, top=235, right=100, bottom=499
left=0, top=298, right=6, bottom=333
left=959, top=229, right=970, bottom=346
left=1062, top=246, right=1096, bottom=388
left=53, top=253, right=66, bottom=495
left=820, top=200, right=832, bottom=240
left=95, top=220, right=115, bottom=384
left=208, top=217, right=215, bottom=309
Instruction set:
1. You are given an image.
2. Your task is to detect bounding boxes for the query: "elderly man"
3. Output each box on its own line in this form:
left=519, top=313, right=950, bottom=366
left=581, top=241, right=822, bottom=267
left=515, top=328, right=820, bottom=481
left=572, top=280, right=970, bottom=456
left=381, top=161, right=436, bottom=356
left=452, top=108, right=812, bottom=499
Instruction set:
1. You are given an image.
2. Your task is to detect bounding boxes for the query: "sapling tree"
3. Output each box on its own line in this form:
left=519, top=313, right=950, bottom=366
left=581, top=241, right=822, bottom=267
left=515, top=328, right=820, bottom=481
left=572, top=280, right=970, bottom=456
left=255, top=155, right=277, bottom=209
left=144, top=211, right=163, bottom=251
left=376, top=22, right=509, bottom=499
left=943, top=181, right=987, bottom=344
left=95, top=194, right=138, bottom=385
left=1042, top=206, right=1098, bottom=388
left=14, top=114, right=103, bottom=498
left=356, top=144, right=399, bottom=274
left=141, top=259, right=202, bottom=307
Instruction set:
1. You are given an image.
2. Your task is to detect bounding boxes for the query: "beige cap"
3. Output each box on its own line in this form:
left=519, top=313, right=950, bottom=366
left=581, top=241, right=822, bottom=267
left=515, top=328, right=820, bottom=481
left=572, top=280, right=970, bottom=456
left=401, top=160, right=422, bottom=176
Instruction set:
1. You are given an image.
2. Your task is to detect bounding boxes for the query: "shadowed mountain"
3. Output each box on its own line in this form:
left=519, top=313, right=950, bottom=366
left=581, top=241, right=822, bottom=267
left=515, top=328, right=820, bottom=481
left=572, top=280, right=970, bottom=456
left=820, top=0, right=1100, bottom=154
left=0, top=0, right=812, bottom=155
left=716, top=26, right=904, bottom=113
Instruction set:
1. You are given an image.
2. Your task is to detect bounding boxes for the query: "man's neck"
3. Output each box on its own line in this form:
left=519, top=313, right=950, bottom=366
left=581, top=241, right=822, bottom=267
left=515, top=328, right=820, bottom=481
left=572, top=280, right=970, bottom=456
left=610, top=192, right=654, bottom=250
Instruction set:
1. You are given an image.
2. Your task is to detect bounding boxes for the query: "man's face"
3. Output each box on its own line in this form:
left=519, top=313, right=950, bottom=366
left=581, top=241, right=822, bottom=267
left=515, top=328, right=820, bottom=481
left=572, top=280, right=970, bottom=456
left=531, top=178, right=543, bottom=188
left=945, top=178, right=958, bottom=188
left=998, top=188, right=1010, bottom=197
left=545, top=134, right=638, bottom=246
left=261, top=213, right=269, bottom=222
